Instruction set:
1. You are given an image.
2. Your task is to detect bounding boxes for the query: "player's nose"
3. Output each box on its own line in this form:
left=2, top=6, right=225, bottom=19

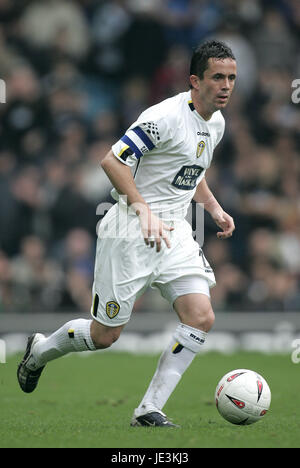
left=221, top=79, right=230, bottom=91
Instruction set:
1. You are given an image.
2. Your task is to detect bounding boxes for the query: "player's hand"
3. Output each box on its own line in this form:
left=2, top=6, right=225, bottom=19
left=136, top=206, right=174, bottom=252
left=212, top=210, right=235, bottom=239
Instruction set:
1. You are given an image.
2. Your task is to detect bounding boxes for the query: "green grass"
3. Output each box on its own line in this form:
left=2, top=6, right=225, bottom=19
left=0, top=351, right=299, bottom=448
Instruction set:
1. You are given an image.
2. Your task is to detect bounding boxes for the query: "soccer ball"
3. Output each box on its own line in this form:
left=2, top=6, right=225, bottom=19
left=215, top=369, right=271, bottom=425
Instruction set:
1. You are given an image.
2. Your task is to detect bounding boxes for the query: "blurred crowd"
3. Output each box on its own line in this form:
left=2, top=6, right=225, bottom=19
left=0, top=0, right=300, bottom=314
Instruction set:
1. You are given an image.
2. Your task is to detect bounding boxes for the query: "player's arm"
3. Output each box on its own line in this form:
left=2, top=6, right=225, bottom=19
left=193, top=177, right=235, bottom=239
left=101, top=150, right=173, bottom=251
left=101, top=150, right=148, bottom=211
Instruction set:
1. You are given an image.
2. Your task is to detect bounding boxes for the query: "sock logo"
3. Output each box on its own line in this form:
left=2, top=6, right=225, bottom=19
left=172, top=342, right=184, bottom=354
left=189, top=333, right=205, bottom=344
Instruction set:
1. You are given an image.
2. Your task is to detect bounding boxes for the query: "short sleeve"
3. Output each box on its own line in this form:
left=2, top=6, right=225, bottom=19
left=112, top=117, right=171, bottom=167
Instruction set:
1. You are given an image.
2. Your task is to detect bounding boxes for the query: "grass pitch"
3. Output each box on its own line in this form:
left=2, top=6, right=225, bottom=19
left=0, top=350, right=299, bottom=448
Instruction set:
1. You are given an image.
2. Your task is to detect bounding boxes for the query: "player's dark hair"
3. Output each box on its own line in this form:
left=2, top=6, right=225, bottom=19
left=190, top=40, right=235, bottom=84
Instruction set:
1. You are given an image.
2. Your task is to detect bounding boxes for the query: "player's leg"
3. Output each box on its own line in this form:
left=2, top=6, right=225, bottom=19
left=31, top=318, right=124, bottom=366
left=174, top=292, right=215, bottom=331
left=17, top=228, right=149, bottom=394
left=17, top=318, right=124, bottom=393
left=132, top=276, right=213, bottom=427
left=17, top=208, right=133, bottom=393
left=90, top=320, right=124, bottom=349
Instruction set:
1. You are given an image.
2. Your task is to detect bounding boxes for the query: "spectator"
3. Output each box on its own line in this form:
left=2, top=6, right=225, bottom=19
left=10, top=236, right=64, bottom=312
left=61, top=228, right=95, bottom=280
left=2, top=64, right=51, bottom=158
left=0, top=250, right=13, bottom=312
left=251, top=7, right=296, bottom=72
left=49, top=165, right=97, bottom=242
left=20, top=0, right=90, bottom=62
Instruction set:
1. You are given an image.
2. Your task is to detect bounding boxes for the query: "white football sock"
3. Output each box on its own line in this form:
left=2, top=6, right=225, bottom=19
left=27, top=319, right=96, bottom=370
left=136, top=324, right=207, bottom=415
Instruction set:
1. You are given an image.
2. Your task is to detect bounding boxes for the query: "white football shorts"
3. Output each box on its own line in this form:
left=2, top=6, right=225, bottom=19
left=91, top=203, right=215, bottom=327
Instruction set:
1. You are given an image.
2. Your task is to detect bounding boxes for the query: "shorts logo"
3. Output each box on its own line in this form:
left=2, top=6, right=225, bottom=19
left=106, top=301, right=120, bottom=319
left=196, top=140, right=205, bottom=158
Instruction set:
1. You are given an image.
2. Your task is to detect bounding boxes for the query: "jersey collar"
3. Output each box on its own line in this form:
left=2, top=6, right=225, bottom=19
left=188, top=98, right=196, bottom=112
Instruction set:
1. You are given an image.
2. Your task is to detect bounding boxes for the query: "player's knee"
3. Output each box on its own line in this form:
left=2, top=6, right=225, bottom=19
left=92, top=331, right=120, bottom=349
left=90, top=321, right=122, bottom=349
left=174, top=293, right=215, bottom=333
left=187, top=303, right=215, bottom=332
left=192, top=307, right=215, bottom=332
left=203, top=306, right=215, bottom=331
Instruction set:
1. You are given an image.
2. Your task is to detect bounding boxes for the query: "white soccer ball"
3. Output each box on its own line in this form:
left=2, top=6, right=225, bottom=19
left=215, top=369, right=271, bottom=425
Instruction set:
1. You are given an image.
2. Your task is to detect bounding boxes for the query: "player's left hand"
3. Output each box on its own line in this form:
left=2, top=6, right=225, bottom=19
left=213, top=210, right=235, bottom=239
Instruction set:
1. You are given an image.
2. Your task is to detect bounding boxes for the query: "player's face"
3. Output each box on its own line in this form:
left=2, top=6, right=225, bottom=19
left=191, top=58, right=237, bottom=119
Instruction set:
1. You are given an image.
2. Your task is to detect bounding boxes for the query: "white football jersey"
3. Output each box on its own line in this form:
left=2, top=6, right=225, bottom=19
left=111, top=90, right=225, bottom=220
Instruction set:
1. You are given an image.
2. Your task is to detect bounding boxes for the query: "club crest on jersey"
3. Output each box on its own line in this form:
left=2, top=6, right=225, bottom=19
left=106, top=301, right=120, bottom=319
left=196, top=140, right=206, bottom=158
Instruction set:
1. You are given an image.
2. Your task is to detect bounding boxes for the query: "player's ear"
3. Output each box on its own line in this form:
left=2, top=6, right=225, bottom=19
left=190, top=75, right=201, bottom=90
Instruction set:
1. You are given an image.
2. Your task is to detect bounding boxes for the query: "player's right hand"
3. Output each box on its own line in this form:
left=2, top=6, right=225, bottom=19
left=135, top=205, right=174, bottom=252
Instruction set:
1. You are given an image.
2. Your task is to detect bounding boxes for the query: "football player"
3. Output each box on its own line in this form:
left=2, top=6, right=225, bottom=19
left=18, top=40, right=236, bottom=428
